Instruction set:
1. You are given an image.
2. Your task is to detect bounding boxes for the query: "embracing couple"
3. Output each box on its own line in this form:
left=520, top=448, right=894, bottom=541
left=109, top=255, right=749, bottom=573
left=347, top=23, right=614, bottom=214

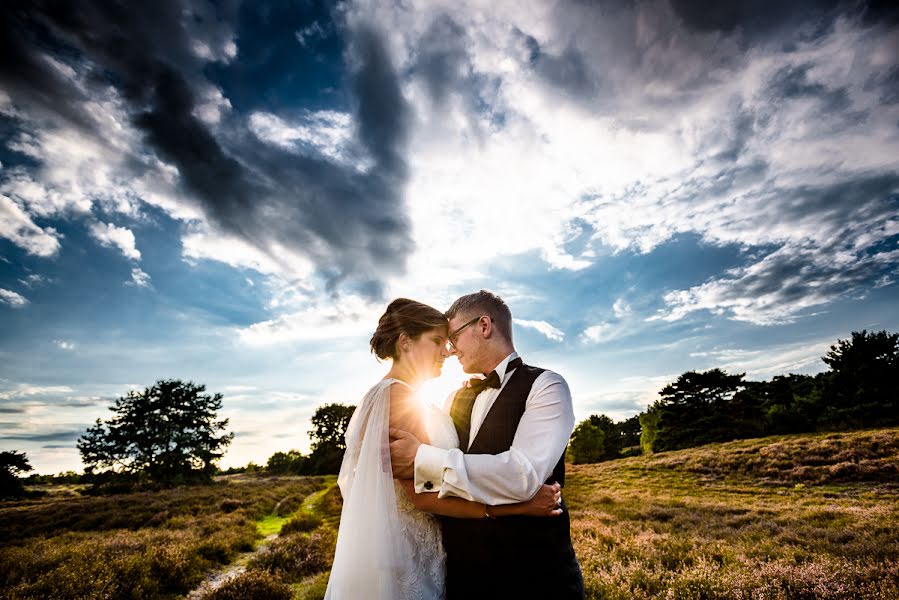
left=324, top=290, right=584, bottom=600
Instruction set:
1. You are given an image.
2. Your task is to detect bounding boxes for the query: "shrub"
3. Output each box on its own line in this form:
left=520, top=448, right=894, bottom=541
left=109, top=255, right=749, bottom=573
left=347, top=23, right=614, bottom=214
left=202, top=569, right=292, bottom=600
left=280, top=513, right=322, bottom=535
left=219, top=498, right=243, bottom=513
left=251, top=528, right=336, bottom=582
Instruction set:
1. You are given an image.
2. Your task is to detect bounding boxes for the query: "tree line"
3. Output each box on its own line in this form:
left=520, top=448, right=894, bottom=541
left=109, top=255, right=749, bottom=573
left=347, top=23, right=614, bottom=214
left=568, top=329, right=899, bottom=464
left=2, top=380, right=356, bottom=497
left=4, top=329, right=896, bottom=496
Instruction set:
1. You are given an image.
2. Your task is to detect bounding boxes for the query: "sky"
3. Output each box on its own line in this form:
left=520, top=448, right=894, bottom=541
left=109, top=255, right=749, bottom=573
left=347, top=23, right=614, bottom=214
left=1, top=0, right=897, bottom=475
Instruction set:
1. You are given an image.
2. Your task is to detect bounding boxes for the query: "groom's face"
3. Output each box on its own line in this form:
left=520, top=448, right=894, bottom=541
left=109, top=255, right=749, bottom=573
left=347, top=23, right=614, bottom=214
left=447, top=314, right=485, bottom=374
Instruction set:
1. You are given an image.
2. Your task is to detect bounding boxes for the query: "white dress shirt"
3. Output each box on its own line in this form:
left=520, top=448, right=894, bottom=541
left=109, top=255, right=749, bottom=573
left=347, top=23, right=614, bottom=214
left=413, top=352, right=576, bottom=504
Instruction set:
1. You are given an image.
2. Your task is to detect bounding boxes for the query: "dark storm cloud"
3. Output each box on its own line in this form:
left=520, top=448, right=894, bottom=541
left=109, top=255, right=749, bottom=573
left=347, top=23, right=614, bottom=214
left=0, top=407, right=26, bottom=414
left=534, top=44, right=598, bottom=98
left=0, top=0, right=413, bottom=297
left=0, top=429, right=83, bottom=442
left=769, top=64, right=851, bottom=114
left=349, top=26, right=411, bottom=182
left=0, top=5, right=93, bottom=132
left=668, top=0, right=843, bottom=41
left=412, top=15, right=470, bottom=106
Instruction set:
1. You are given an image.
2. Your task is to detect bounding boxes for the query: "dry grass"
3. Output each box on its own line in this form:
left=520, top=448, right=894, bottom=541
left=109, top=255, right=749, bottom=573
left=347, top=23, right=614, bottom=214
left=566, top=427, right=899, bottom=599
left=0, top=475, right=330, bottom=600
left=5, top=428, right=896, bottom=599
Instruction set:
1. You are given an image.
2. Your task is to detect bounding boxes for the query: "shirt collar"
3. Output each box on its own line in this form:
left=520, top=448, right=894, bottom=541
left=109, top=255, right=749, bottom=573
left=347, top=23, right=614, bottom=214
left=493, top=351, right=519, bottom=384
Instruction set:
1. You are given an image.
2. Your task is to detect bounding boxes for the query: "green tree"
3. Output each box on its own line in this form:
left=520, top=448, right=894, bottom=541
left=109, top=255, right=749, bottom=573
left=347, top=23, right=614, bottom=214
left=616, top=415, right=642, bottom=450
left=650, top=369, right=748, bottom=452
left=266, top=450, right=307, bottom=474
left=77, top=380, right=233, bottom=485
left=0, top=450, right=33, bottom=498
left=819, top=330, right=899, bottom=429
left=757, top=374, right=821, bottom=434
left=586, top=414, right=621, bottom=460
left=639, top=407, right=661, bottom=454
left=567, top=419, right=606, bottom=464
left=305, top=403, right=355, bottom=474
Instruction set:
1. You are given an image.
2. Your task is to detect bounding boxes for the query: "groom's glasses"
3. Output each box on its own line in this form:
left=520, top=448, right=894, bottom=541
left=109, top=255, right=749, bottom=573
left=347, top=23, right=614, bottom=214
left=446, top=316, right=489, bottom=352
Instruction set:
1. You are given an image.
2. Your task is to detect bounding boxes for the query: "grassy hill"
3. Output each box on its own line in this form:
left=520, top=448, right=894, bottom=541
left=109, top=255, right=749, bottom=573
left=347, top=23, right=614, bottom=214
left=565, top=427, right=899, bottom=599
left=1, top=428, right=896, bottom=599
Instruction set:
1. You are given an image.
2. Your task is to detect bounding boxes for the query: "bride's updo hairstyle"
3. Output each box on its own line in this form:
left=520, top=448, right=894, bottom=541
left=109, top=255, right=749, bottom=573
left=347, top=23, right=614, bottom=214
left=370, top=298, right=447, bottom=360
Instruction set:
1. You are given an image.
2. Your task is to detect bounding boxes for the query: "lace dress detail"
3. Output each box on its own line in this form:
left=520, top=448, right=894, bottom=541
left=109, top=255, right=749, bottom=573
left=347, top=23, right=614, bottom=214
left=392, top=403, right=458, bottom=599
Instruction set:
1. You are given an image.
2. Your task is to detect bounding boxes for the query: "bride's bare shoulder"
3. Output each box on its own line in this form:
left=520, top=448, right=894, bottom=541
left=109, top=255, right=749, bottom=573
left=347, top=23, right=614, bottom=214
left=387, top=381, right=428, bottom=443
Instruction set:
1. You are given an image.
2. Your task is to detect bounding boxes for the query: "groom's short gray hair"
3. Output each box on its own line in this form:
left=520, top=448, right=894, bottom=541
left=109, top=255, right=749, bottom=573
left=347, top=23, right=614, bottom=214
left=446, top=290, right=513, bottom=342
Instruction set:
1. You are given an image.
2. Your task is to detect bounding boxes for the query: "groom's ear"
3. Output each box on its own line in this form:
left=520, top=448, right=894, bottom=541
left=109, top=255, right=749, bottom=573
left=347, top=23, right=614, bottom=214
left=480, top=316, right=494, bottom=339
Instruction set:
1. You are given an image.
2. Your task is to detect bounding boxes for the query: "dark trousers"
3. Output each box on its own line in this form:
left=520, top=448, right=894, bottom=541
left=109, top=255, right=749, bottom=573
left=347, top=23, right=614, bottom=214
left=445, top=555, right=585, bottom=600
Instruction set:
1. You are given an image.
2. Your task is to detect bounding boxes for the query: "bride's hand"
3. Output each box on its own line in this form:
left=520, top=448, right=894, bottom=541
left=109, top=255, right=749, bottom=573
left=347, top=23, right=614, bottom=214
left=520, top=482, right=563, bottom=517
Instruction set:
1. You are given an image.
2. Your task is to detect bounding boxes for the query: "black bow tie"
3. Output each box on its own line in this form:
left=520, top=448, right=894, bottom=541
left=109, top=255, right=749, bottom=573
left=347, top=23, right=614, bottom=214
left=467, top=370, right=501, bottom=394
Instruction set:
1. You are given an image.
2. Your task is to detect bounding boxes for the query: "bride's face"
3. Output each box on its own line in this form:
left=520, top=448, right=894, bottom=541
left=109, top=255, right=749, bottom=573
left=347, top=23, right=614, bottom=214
left=402, top=326, right=450, bottom=379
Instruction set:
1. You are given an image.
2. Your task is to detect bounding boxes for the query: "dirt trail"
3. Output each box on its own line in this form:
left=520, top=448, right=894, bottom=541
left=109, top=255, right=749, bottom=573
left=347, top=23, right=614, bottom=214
left=185, top=495, right=292, bottom=599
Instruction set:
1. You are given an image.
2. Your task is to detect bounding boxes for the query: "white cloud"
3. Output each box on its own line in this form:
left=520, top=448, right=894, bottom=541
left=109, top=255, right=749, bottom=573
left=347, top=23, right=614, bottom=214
left=0, top=288, right=29, bottom=308
left=249, top=110, right=358, bottom=164
left=181, top=225, right=315, bottom=279
left=295, top=21, right=326, bottom=47
left=613, top=299, right=631, bottom=319
left=582, top=322, right=614, bottom=343
left=0, top=383, right=75, bottom=401
left=0, top=194, right=61, bottom=257
left=688, top=338, right=832, bottom=379
left=514, top=318, right=564, bottom=341
left=193, top=84, right=232, bottom=125
left=652, top=244, right=899, bottom=325
left=351, top=0, right=899, bottom=325
left=18, top=274, right=50, bottom=288
left=89, top=221, right=141, bottom=261
left=236, top=295, right=381, bottom=346
left=129, top=267, right=152, bottom=288
left=54, top=340, right=76, bottom=350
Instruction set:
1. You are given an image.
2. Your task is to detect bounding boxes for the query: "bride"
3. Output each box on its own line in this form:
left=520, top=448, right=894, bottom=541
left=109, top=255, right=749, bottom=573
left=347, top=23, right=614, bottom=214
left=324, top=298, right=563, bottom=599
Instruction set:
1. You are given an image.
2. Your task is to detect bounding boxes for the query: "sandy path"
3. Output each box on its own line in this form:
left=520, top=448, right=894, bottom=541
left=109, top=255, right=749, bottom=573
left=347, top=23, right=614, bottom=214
left=184, top=495, right=291, bottom=599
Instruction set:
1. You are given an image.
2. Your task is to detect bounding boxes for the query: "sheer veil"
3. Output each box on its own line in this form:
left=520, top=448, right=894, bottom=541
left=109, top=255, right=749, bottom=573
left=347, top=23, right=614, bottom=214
left=324, top=379, right=413, bottom=599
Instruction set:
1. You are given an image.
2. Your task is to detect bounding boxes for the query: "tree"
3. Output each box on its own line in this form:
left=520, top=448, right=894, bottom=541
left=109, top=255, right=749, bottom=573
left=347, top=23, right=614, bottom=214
left=266, top=450, right=307, bottom=474
left=639, top=407, right=661, bottom=454
left=0, top=450, right=33, bottom=498
left=648, top=369, right=748, bottom=452
left=616, top=415, right=642, bottom=450
left=306, top=403, right=356, bottom=474
left=77, top=380, right=233, bottom=485
left=567, top=419, right=606, bottom=464
left=757, top=374, right=821, bottom=434
left=819, top=330, right=899, bottom=429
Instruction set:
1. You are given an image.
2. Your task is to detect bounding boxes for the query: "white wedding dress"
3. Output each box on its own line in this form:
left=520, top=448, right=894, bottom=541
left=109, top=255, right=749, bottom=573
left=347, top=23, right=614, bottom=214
left=324, top=379, right=459, bottom=600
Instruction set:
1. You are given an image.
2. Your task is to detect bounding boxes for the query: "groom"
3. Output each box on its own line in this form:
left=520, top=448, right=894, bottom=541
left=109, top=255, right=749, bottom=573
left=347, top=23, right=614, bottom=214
left=390, top=290, right=584, bottom=599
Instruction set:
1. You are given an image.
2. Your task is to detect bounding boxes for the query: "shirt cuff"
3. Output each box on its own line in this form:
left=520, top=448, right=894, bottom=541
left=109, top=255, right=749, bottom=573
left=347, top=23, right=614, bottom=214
left=413, top=443, right=447, bottom=493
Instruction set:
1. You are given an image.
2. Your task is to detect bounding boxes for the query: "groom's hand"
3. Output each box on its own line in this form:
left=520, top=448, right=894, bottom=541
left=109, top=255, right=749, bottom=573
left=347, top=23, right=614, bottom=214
left=389, top=428, right=420, bottom=480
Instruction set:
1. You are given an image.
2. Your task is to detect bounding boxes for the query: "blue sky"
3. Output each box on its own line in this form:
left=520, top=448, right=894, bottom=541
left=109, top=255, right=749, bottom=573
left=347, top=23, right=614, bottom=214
left=1, top=0, right=897, bottom=474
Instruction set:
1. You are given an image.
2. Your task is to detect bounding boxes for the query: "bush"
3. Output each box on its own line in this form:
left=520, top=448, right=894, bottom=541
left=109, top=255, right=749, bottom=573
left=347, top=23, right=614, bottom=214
left=280, top=513, right=322, bottom=535
left=251, top=528, right=336, bottom=582
left=219, top=498, right=243, bottom=513
left=203, top=569, right=292, bottom=600
left=275, top=494, right=303, bottom=516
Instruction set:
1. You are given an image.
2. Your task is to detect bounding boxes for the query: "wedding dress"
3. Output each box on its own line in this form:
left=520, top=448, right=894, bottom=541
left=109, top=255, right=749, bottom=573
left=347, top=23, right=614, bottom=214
left=324, top=379, right=459, bottom=600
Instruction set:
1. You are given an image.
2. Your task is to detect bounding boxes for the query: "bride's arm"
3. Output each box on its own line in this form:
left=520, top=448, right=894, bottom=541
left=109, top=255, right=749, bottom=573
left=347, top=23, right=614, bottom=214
left=397, top=479, right=563, bottom=519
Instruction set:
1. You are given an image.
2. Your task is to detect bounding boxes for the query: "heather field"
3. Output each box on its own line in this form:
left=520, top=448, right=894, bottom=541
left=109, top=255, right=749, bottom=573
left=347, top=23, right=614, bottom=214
left=0, top=475, right=340, bottom=600
left=2, top=427, right=898, bottom=599
left=566, top=427, right=899, bottom=599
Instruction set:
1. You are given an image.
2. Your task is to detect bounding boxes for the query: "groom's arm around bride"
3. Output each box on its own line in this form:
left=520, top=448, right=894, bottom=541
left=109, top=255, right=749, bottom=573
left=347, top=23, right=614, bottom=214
left=390, top=290, right=585, bottom=600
